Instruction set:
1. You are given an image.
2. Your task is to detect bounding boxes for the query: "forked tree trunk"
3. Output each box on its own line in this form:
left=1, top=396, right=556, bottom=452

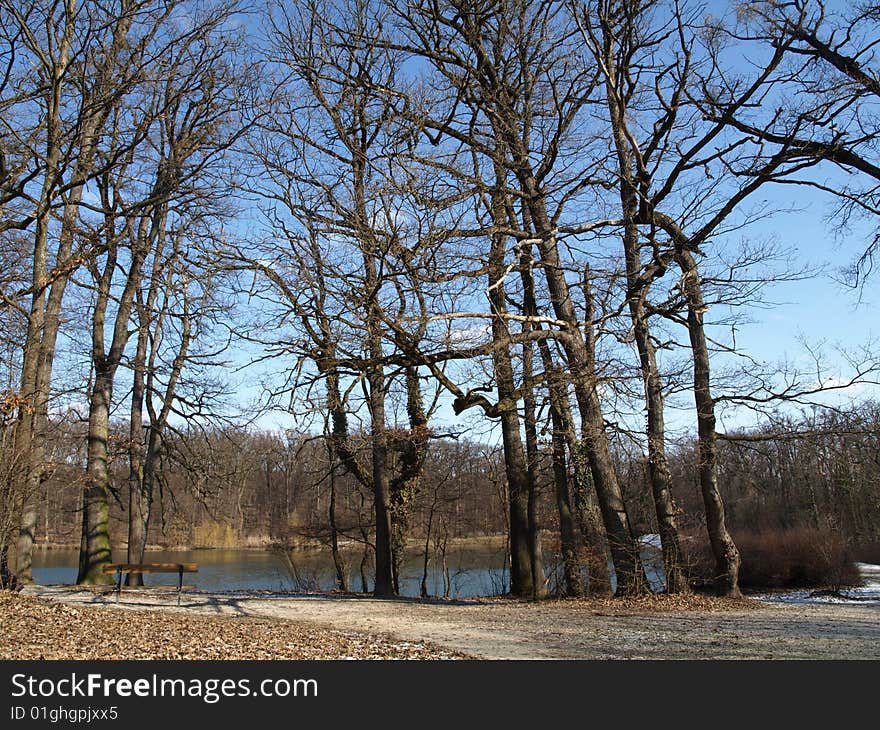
left=78, top=200, right=147, bottom=584
left=15, top=201, right=73, bottom=583
left=510, top=171, right=646, bottom=593
left=18, top=5, right=137, bottom=581
left=600, top=14, right=689, bottom=594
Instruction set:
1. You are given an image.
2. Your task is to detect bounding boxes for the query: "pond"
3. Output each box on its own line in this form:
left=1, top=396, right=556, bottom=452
left=31, top=537, right=665, bottom=597
left=30, top=544, right=512, bottom=598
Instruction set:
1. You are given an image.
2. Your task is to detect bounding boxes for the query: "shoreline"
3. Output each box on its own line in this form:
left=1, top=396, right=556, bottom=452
left=27, top=534, right=510, bottom=553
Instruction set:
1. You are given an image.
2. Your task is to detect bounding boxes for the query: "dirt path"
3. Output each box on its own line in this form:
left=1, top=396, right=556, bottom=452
left=24, top=586, right=880, bottom=659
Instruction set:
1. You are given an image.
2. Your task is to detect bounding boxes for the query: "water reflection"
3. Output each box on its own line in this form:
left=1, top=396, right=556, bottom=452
left=30, top=546, right=511, bottom=598
left=31, top=540, right=665, bottom=597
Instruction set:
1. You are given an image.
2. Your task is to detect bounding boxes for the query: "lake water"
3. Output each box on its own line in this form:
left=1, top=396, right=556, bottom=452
left=31, top=538, right=666, bottom=597
left=30, top=545, right=512, bottom=598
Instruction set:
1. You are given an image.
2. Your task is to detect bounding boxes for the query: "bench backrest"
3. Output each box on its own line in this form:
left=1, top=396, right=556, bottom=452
left=101, top=563, right=198, bottom=574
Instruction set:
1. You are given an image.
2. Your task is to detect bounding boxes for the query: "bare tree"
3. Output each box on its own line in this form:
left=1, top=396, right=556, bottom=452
left=246, top=0, right=438, bottom=596
left=5, top=0, right=196, bottom=582
left=73, top=0, right=248, bottom=583
left=124, top=14, right=250, bottom=584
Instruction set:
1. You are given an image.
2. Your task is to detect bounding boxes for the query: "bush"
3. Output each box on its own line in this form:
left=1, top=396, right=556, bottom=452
left=853, top=541, right=880, bottom=565
left=682, top=527, right=861, bottom=591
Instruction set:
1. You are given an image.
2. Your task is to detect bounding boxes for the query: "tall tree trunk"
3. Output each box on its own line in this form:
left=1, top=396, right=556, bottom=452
left=324, top=363, right=372, bottom=591
left=675, top=248, right=742, bottom=597
left=77, top=197, right=147, bottom=584
left=327, top=442, right=348, bottom=592
left=127, top=223, right=174, bottom=584
left=126, top=429, right=161, bottom=586
left=126, top=306, right=149, bottom=587
left=601, top=15, right=689, bottom=594
left=17, top=1, right=136, bottom=578
left=487, top=162, right=534, bottom=598
left=519, top=243, right=578, bottom=596
left=16, top=202, right=85, bottom=582
left=77, top=370, right=114, bottom=585
left=12, top=2, right=73, bottom=582
left=518, top=253, right=548, bottom=598
left=14, top=179, right=58, bottom=584
left=521, top=354, right=548, bottom=599
left=389, top=367, right=430, bottom=595
left=523, top=245, right=596, bottom=598
left=555, top=391, right=613, bottom=597
left=549, top=406, right=584, bottom=597
left=626, top=263, right=689, bottom=592
left=367, top=363, right=394, bottom=597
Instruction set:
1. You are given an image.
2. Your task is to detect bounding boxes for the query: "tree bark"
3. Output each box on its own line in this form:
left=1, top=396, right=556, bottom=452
left=549, top=403, right=584, bottom=597
left=675, top=248, right=742, bottom=597
left=15, top=0, right=141, bottom=581
left=327, top=444, right=348, bottom=592
left=126, top=292, right=150, bottom=587
left=388, top=367, right=430, bottom=594
left=367, top=337, right=394, bottom=597
left=78, top=192, right=148, bottom=584
left=487, top=163, right=535, bottom=598
left=519, top=249, right=552, bottom=598
left=77, top=371, right=114, bottom=585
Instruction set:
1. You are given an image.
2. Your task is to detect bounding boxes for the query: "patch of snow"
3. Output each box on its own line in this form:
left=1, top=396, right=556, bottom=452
left=755, top=563, right=880, bottom=605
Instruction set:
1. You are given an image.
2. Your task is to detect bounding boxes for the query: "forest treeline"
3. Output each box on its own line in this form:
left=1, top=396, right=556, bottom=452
left=2, top=0, right=879, bottom=598
left=19, top=401, right=880, bottom=562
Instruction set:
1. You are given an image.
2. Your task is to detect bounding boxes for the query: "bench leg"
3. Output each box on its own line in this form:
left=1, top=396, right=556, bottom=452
left=178, top=566, right=183, bottom=606
left=116, top=568, right=122, bottom=603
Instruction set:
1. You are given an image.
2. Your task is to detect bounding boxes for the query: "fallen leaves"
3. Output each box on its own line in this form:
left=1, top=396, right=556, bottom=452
left=0, top=592, right=465, bottom=660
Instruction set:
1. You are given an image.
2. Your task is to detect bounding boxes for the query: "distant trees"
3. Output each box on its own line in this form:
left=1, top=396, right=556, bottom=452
left=15, top=401, right=880, bottom=578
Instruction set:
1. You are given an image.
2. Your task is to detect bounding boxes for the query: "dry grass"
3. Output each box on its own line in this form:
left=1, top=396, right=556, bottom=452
left=476, top=590, right=757, bottom=614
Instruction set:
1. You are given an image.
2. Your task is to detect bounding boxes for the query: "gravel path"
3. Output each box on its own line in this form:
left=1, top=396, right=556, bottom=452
left=22, top=586, right=880, bottom=660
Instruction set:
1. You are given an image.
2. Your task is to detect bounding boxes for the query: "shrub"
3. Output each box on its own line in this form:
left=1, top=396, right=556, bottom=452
left=852, top=541, right=880, bottom=565
left=681, top=527, right=861, bottom=591
left=193, top=520, right=238, bottom=548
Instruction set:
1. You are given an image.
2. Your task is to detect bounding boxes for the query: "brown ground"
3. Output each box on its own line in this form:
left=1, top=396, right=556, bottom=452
left=12, top=585, right=880, bottom=660
left=0, top=591, right=464, bottom=659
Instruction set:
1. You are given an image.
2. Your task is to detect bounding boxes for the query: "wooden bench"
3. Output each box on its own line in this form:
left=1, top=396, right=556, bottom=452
left=102, top=563, right=198, bottom=605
